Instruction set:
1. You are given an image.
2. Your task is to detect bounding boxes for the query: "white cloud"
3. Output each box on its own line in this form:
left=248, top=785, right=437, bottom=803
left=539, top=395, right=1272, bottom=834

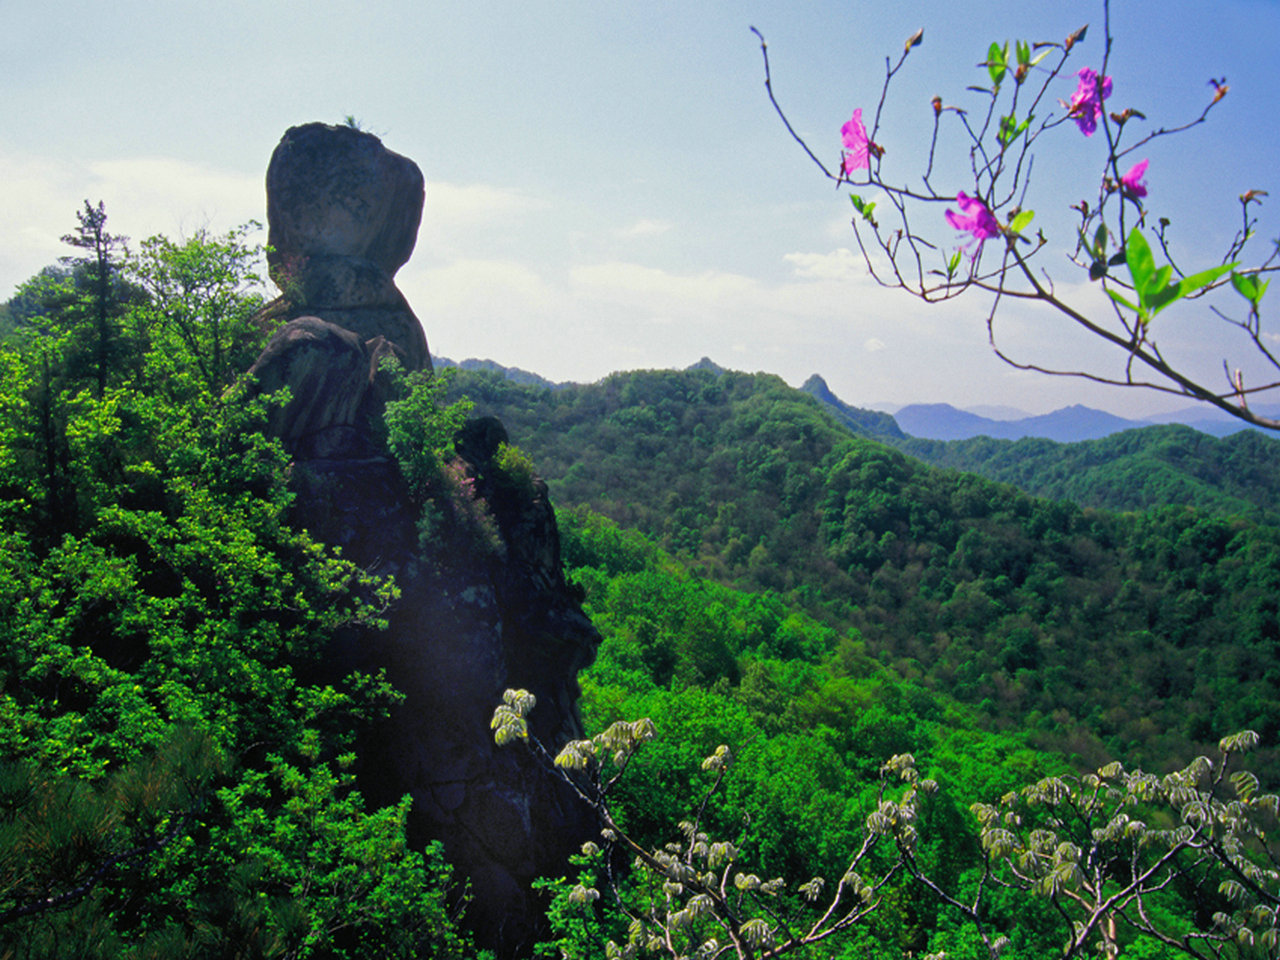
left=615, top=218, right=672, bottom=239
left=85, top=158, right=263, bottom=234
left=864, top=337, right=886, bottom=352
left=405, top=256, right=560, bottom=323
left=783, top=247, right=862, bottom=281
left=422, top=181, right=548, bottom=230
left=0, top=148, right=262, bottom=295
left=569, top=261, right=761, bottom=319
left=416, top=181, right=550, bottom=261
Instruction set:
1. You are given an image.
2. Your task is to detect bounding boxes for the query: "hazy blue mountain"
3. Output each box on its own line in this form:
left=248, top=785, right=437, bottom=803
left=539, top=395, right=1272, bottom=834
left=963, top=403, right=1031, bottom=421
left=891, top=401, right=1280, bottom=443
left=1142, top=404, right=1280, bottom=438
left=893, top=402, right=1147, bottom=442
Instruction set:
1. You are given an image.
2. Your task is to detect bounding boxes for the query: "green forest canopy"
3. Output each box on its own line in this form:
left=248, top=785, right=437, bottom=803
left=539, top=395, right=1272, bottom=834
left=3, top=210, right=1280, bottom=958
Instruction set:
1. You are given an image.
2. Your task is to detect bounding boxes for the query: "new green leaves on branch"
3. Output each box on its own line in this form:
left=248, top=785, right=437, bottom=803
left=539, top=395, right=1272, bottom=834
left=1232, top=269, right=1271, bottom=318
left=1106, top=228, right=1235, bottom=327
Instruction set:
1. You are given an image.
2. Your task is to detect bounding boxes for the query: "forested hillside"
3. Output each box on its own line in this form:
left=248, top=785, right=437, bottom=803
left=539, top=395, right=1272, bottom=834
left=551, top=509, right=1073, bottom=958
left=895, top=426, right=1280, bottom=521
left=7, top=216, right=1280, bottom=957
left=488, top=497, right=1280, bottom=959
left=450, top=366, right=1280, bottom=777
left=0, top=219, right=480, bottom=957
left=796, top=373, right=1280, bottom=521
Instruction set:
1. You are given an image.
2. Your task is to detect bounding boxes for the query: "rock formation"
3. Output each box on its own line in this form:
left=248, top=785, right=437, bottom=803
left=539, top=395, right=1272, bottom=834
left=248, top=124, right=599, bottom=956
left=250, top=122, right=431, bottom=458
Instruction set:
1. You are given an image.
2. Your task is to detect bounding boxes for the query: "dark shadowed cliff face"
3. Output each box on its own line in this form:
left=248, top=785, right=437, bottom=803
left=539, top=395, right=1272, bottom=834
left=249, top=123, right=599, bottom=956
left=288, top=430, right=599, bottom=955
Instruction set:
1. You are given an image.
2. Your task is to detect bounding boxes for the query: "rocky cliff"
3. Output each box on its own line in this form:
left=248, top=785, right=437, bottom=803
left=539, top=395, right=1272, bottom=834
left=249, top=123, right=599, bottom=955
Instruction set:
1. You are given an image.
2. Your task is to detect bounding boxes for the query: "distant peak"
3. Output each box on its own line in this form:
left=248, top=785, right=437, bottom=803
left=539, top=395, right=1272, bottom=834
left=801, top=374, right=835, bottom=400
left=686, top=357, right=727, bottom=374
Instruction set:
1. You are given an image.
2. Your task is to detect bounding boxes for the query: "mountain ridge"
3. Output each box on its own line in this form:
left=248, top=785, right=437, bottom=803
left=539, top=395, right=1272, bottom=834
left=445, top=355, right=1280, bottom=521
left=438, top=354, right=1279, bottom=442
left=445, top=362, right=1280, bottom=778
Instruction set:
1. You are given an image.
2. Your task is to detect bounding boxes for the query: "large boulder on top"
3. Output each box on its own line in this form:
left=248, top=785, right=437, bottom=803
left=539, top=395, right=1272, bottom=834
left=259, top=122, right=430, bottom=380
left=250, top=123, right=432, bottom=455
left=266, top=121, right=425, bottom=278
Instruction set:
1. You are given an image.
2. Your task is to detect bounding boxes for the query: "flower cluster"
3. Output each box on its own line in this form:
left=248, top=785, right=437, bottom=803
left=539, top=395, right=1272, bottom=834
left=1068, top=67, right=1112, bottom=136
left=945, top=192, right=1000, bottom=244
left=841, top=108, right=870, bottom=174
left=1120, top=159, right=1148, bottom=199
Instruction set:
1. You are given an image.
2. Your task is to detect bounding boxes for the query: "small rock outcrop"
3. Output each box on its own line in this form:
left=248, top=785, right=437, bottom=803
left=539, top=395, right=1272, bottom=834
left=248, top=124, right=599, bottom=956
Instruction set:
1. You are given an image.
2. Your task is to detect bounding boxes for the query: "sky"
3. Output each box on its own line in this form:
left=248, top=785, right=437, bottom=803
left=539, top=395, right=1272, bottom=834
left=4, top=0, right=1279, bottom=418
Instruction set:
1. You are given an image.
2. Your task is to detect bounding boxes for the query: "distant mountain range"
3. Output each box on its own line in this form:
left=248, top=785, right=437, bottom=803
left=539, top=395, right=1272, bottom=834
left=891, top=401, right=1145, bottom=443
left=440, top=356, right=1280, bottom=520
left=813, top=376, right=1279, bottom=442
left=803, top=374, right=1280, bottom=520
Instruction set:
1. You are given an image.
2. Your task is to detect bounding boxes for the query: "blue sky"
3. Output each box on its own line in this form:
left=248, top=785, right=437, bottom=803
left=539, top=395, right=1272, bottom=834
left=4, top=1, right=1278, bottom=416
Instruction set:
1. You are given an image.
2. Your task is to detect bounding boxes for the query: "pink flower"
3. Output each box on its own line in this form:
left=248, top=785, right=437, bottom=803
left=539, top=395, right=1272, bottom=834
left=841, top=108, right=870, bottom=174
left=1120, top=158, right=1148, bottom=199
left=945, top=192, right=1000, bottom=242
left=1068, top=67, right=1112, bottom=136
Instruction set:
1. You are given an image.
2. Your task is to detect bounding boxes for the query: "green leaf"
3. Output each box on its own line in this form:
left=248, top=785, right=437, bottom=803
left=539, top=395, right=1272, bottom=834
left=947, top=250, right=962, bottom=277
left=1178, top=262, right=1236, bottom=298
left=998, top=113, right=1033, bottom=145
left=1106, top=288, right=1141, bottom=316
left=987, top=41, right=1008, bottom=86
left=1232, top=270, right=1261, bottom=302
left=1093, top=224, right=1109, bottom=260
left=1124, top=228, right=1156, bottom=291
left=1116, top=227, right=1237, bottom=322
left=850, top=193, right=878, bottom=226
left=1147, top=279, right=1182, bottom=314
left=998, top=114, right=1017, bottom=145
left=1016, top=40, right=1031, bottom=66
left=1146, top=264, right=1174, bottom=300
left=1009, top=210, right=1035, bottom=236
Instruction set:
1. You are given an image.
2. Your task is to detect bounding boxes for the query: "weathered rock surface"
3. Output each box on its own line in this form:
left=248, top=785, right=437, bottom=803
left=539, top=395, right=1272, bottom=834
left=267, top=122, right=424, bottom=278
left=250, top=123, right=432, bottom=457
left=249, top=125, right=599, bottom=956
left=290, top=436, right=598, bottom=955
left=249, top=316, right=404, bottom=459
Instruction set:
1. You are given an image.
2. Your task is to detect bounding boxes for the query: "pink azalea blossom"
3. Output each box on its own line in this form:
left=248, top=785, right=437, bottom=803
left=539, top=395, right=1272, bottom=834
left=945, top=192, right=1000, bottom=243
left=841, top=108, right=870, bottom=174
left=1120, top=158, right=1148, bottom=198
left=1068, top=67, right=1112, bottom=136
